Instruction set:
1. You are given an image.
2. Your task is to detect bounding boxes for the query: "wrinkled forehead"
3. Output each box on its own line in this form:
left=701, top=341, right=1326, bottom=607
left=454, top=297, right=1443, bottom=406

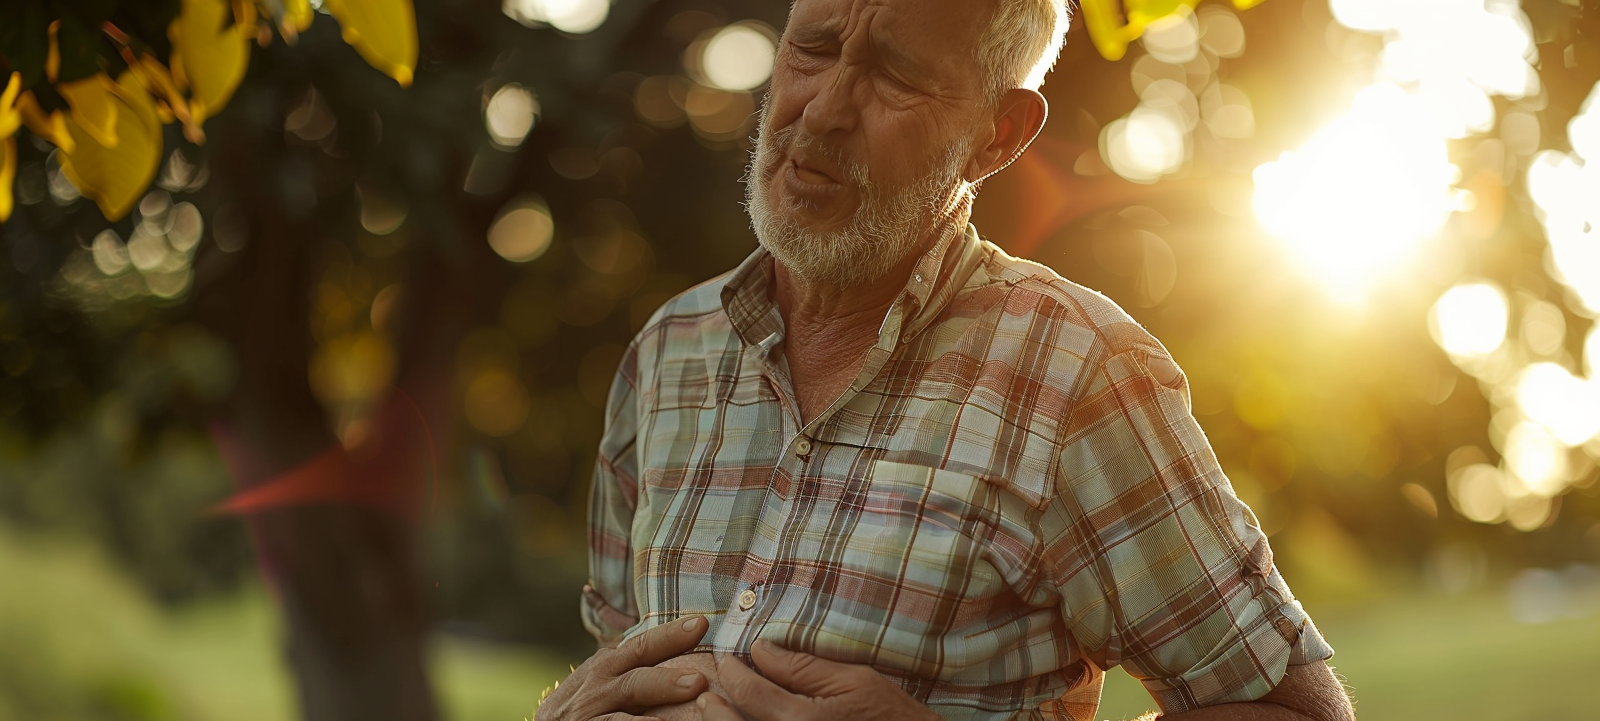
left=783, top=0, right=994, bottom=78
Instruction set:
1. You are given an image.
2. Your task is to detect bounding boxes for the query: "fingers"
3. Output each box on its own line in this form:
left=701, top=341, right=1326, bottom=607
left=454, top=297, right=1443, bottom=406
left=607, top=616, right=709, bottom=672
left=611, top=666, right=708, bottom=711
left=715, top=652, right=810, bottom=721
left=748, top=639, right=866, bottom=697
left=697, top=692, right=747, bottom=721
left=592, top=715, right=663, bottom=721
left=545, top=617, right=707, bottom=721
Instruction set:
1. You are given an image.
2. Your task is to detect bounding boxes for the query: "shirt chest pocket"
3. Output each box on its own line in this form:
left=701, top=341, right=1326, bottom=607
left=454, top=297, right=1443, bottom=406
left=844, top=460, right=993, bottom=572
left=799, top=460, right=1004, bottom=679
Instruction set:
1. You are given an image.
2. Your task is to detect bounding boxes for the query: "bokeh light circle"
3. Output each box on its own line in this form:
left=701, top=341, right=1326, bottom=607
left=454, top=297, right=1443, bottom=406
left=700, top=23, right=776, bottom=92
left=488, top=197, right=555, bottom=263
left=502, top=0, right=608, bottom=34
left=1430, top=282, right=1509, bottom=357
left=486, top=84, right=540, bottom=148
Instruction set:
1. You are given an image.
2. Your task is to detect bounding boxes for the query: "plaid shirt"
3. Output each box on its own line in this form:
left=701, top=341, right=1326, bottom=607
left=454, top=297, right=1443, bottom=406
left=583, top=223, right=1334, bottom=720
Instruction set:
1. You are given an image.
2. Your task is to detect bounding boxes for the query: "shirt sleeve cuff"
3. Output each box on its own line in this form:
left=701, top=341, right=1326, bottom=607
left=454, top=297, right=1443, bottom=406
left=1287, top=613, right=1335, bottom=666
left=580, top=583, right=639, bottom=645
left=1140, top=597, right=1335, bottom=714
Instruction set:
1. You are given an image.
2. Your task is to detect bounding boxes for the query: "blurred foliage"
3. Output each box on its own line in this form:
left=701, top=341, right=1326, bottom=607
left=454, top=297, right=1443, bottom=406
left=0, top=2, right=1597, bottom=717
left=0, top=0, right=417, bottom=222
left=1084, top=0, right=1270, bottom=60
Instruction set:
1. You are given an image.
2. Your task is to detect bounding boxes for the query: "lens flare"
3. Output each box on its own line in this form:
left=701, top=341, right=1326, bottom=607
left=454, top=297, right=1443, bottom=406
left=1254, top=84, right=1462, bottom=301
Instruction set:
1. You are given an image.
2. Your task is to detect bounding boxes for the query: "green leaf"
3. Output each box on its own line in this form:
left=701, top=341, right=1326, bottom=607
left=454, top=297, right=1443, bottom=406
left=110, top=0, right=184, bottom=59
left=25, top=77, right=71, bottom=114
left=0, top=2, right=51, bottom=89
left=52, top=11, right=105, bottom=84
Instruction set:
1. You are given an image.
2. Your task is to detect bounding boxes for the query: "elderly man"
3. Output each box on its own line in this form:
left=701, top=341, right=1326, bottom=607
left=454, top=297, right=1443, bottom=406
left=537, top=0, right=1355, bottom=719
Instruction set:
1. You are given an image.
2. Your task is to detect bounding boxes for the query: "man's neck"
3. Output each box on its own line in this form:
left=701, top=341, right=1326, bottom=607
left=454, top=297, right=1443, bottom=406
left=770, top=255, right=910, bottom=426
left=772, top=257, right=911, bottom=343
left=770, top=221, right=964, bottom=424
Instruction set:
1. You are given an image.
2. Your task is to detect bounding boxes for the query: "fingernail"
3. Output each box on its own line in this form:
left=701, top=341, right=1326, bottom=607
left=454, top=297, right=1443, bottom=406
left=676, top=672, right=700, bottom=689
left=697, top=695, right=708, bottom=710
left=681, top=616, right=704, bottom=633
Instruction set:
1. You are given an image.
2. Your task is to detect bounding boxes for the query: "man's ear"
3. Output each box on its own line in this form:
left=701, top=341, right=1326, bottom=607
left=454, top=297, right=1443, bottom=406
left=968, top=88, right=1048, bottom=183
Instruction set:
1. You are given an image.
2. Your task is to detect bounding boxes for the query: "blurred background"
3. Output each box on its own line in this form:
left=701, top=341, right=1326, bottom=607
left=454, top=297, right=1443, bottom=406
left=1, top=0, right=1598, bottom=719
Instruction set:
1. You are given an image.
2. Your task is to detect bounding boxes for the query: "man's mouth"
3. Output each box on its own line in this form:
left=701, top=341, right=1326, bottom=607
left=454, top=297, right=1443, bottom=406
left=787, top=147, right=844, bottom=186
left=792, top=162, right=835, bottom=184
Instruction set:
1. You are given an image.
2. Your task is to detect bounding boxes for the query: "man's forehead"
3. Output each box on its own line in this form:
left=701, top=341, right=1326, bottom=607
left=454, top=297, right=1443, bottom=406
left=784, top=0, right=994, bottom=58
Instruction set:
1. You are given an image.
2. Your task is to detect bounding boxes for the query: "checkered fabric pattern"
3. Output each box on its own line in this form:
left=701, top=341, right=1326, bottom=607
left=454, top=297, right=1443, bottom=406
left=583, top=223, right=1334, bottom=720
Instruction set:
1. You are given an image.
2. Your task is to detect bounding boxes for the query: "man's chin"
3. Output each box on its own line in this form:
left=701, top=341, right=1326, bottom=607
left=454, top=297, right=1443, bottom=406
left=772, top=194, right=859, bottom=231
left=764, top=242, right=899, bottom=290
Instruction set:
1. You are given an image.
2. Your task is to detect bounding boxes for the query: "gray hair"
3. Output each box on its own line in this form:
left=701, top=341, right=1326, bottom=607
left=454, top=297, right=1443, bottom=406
left=975, top=0, right=1073, bottom=104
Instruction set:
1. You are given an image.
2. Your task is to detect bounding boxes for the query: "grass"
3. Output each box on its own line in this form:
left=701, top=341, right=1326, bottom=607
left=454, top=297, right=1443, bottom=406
left=1096, top=591, right=1600, bottom=720
left=3, top=526, right=1596, bottom=720
left=0, top=527, right=569, bottom=721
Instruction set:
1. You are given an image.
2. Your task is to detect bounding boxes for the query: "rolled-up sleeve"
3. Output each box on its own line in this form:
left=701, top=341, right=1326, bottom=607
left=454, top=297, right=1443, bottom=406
left=582, top=341, right=643, bottom=645
left=1038, top=345, right=1333, bottom=714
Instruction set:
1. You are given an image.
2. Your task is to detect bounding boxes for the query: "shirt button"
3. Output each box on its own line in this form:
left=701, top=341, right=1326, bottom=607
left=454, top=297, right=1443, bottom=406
left=738, top=588, right=757, bottom=611
left=794, top=436, right=813, bottom=457
left=914, top=272, right=924, bottom=283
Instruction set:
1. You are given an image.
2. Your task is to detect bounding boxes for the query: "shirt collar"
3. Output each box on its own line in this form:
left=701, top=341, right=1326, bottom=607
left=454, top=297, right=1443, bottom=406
left=902, top=221, right=987, bottom=340
left=720, top=221, right=988, bottom=350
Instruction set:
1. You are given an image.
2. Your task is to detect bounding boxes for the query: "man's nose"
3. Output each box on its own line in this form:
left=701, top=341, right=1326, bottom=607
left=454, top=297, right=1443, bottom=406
left=800, top=63, right=860, bottom=139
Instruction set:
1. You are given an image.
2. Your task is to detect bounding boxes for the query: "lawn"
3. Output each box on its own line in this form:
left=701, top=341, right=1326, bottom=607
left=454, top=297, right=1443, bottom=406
left=0, top=527, right=567, bottom=721
left=3, top=527, right=1596, bottom=720
left=1095, top=589, right=1600, bottom=720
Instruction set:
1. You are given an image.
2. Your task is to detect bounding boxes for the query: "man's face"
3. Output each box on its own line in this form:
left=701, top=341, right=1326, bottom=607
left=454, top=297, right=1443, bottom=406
left=745, top=0, right=997, bottom=288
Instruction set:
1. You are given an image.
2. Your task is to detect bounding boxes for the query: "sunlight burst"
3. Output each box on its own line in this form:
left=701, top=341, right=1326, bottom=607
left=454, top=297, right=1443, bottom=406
left=1252, top=83, right=1463, bottom=301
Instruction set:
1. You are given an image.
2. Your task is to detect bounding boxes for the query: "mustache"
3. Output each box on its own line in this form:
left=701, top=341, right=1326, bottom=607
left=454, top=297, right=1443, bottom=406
left=760, top=124, right=872, bottom=189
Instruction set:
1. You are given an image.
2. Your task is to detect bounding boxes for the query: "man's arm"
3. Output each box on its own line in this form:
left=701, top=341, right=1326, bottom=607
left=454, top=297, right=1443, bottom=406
left=580, top=341, right=645, bottom=645
left=1161, top=659, right=1354, bottom=721
left=696, top=642, right=1353, bottom=721
left=1045, top=345, right=1343, bottom=714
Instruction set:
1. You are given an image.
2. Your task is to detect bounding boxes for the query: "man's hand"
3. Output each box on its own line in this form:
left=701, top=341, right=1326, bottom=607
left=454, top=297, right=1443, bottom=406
left=695, top=640, right=940, bottom=721
left=536, top=616, right=711, bottom=721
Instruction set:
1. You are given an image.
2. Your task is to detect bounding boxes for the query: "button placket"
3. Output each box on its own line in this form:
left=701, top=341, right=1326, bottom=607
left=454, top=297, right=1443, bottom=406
left=714, top=581, right=764, bottom=649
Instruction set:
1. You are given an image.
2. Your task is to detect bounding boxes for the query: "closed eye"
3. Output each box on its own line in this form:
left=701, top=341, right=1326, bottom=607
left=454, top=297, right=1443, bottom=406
left=789, top=41, right=835, bottom=61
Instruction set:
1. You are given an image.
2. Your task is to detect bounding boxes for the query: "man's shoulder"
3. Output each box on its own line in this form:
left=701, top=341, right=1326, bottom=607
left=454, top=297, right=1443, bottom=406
left=972, top=240, right=1167, bottom=360
left=632, top=268, right=739, bottom=342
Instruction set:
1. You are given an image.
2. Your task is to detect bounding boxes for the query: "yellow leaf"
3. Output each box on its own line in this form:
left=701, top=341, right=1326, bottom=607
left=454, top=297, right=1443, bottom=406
left=1082, top=0, right=1140, bottom=61
left=46, top=21, right=60, bottom=82
left=268, top=0, right=316, bottom=42
left=322, top=0, right=418, bottom=88
left=16, top=93, right=76, bottom=154
left=57, top=71, right=163, bottom=222
left=1, top=136, right=15, bottom=223
left=1, top=72, right=22, bottom=138
left=169, top=0, right=256, bottom=126
left=57, top=73, right=122, bottom=149
left=1082, top=0, right=1258, bottom=61
left=130, top=54, right=205, bottom=144
left=1126, top=0, right=1200, bottom=26
left=284, top=0, right=315, bottom=31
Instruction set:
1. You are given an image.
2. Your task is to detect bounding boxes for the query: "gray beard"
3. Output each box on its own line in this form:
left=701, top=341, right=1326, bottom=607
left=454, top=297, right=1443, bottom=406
left=742, top=102, right=972, bottom=289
